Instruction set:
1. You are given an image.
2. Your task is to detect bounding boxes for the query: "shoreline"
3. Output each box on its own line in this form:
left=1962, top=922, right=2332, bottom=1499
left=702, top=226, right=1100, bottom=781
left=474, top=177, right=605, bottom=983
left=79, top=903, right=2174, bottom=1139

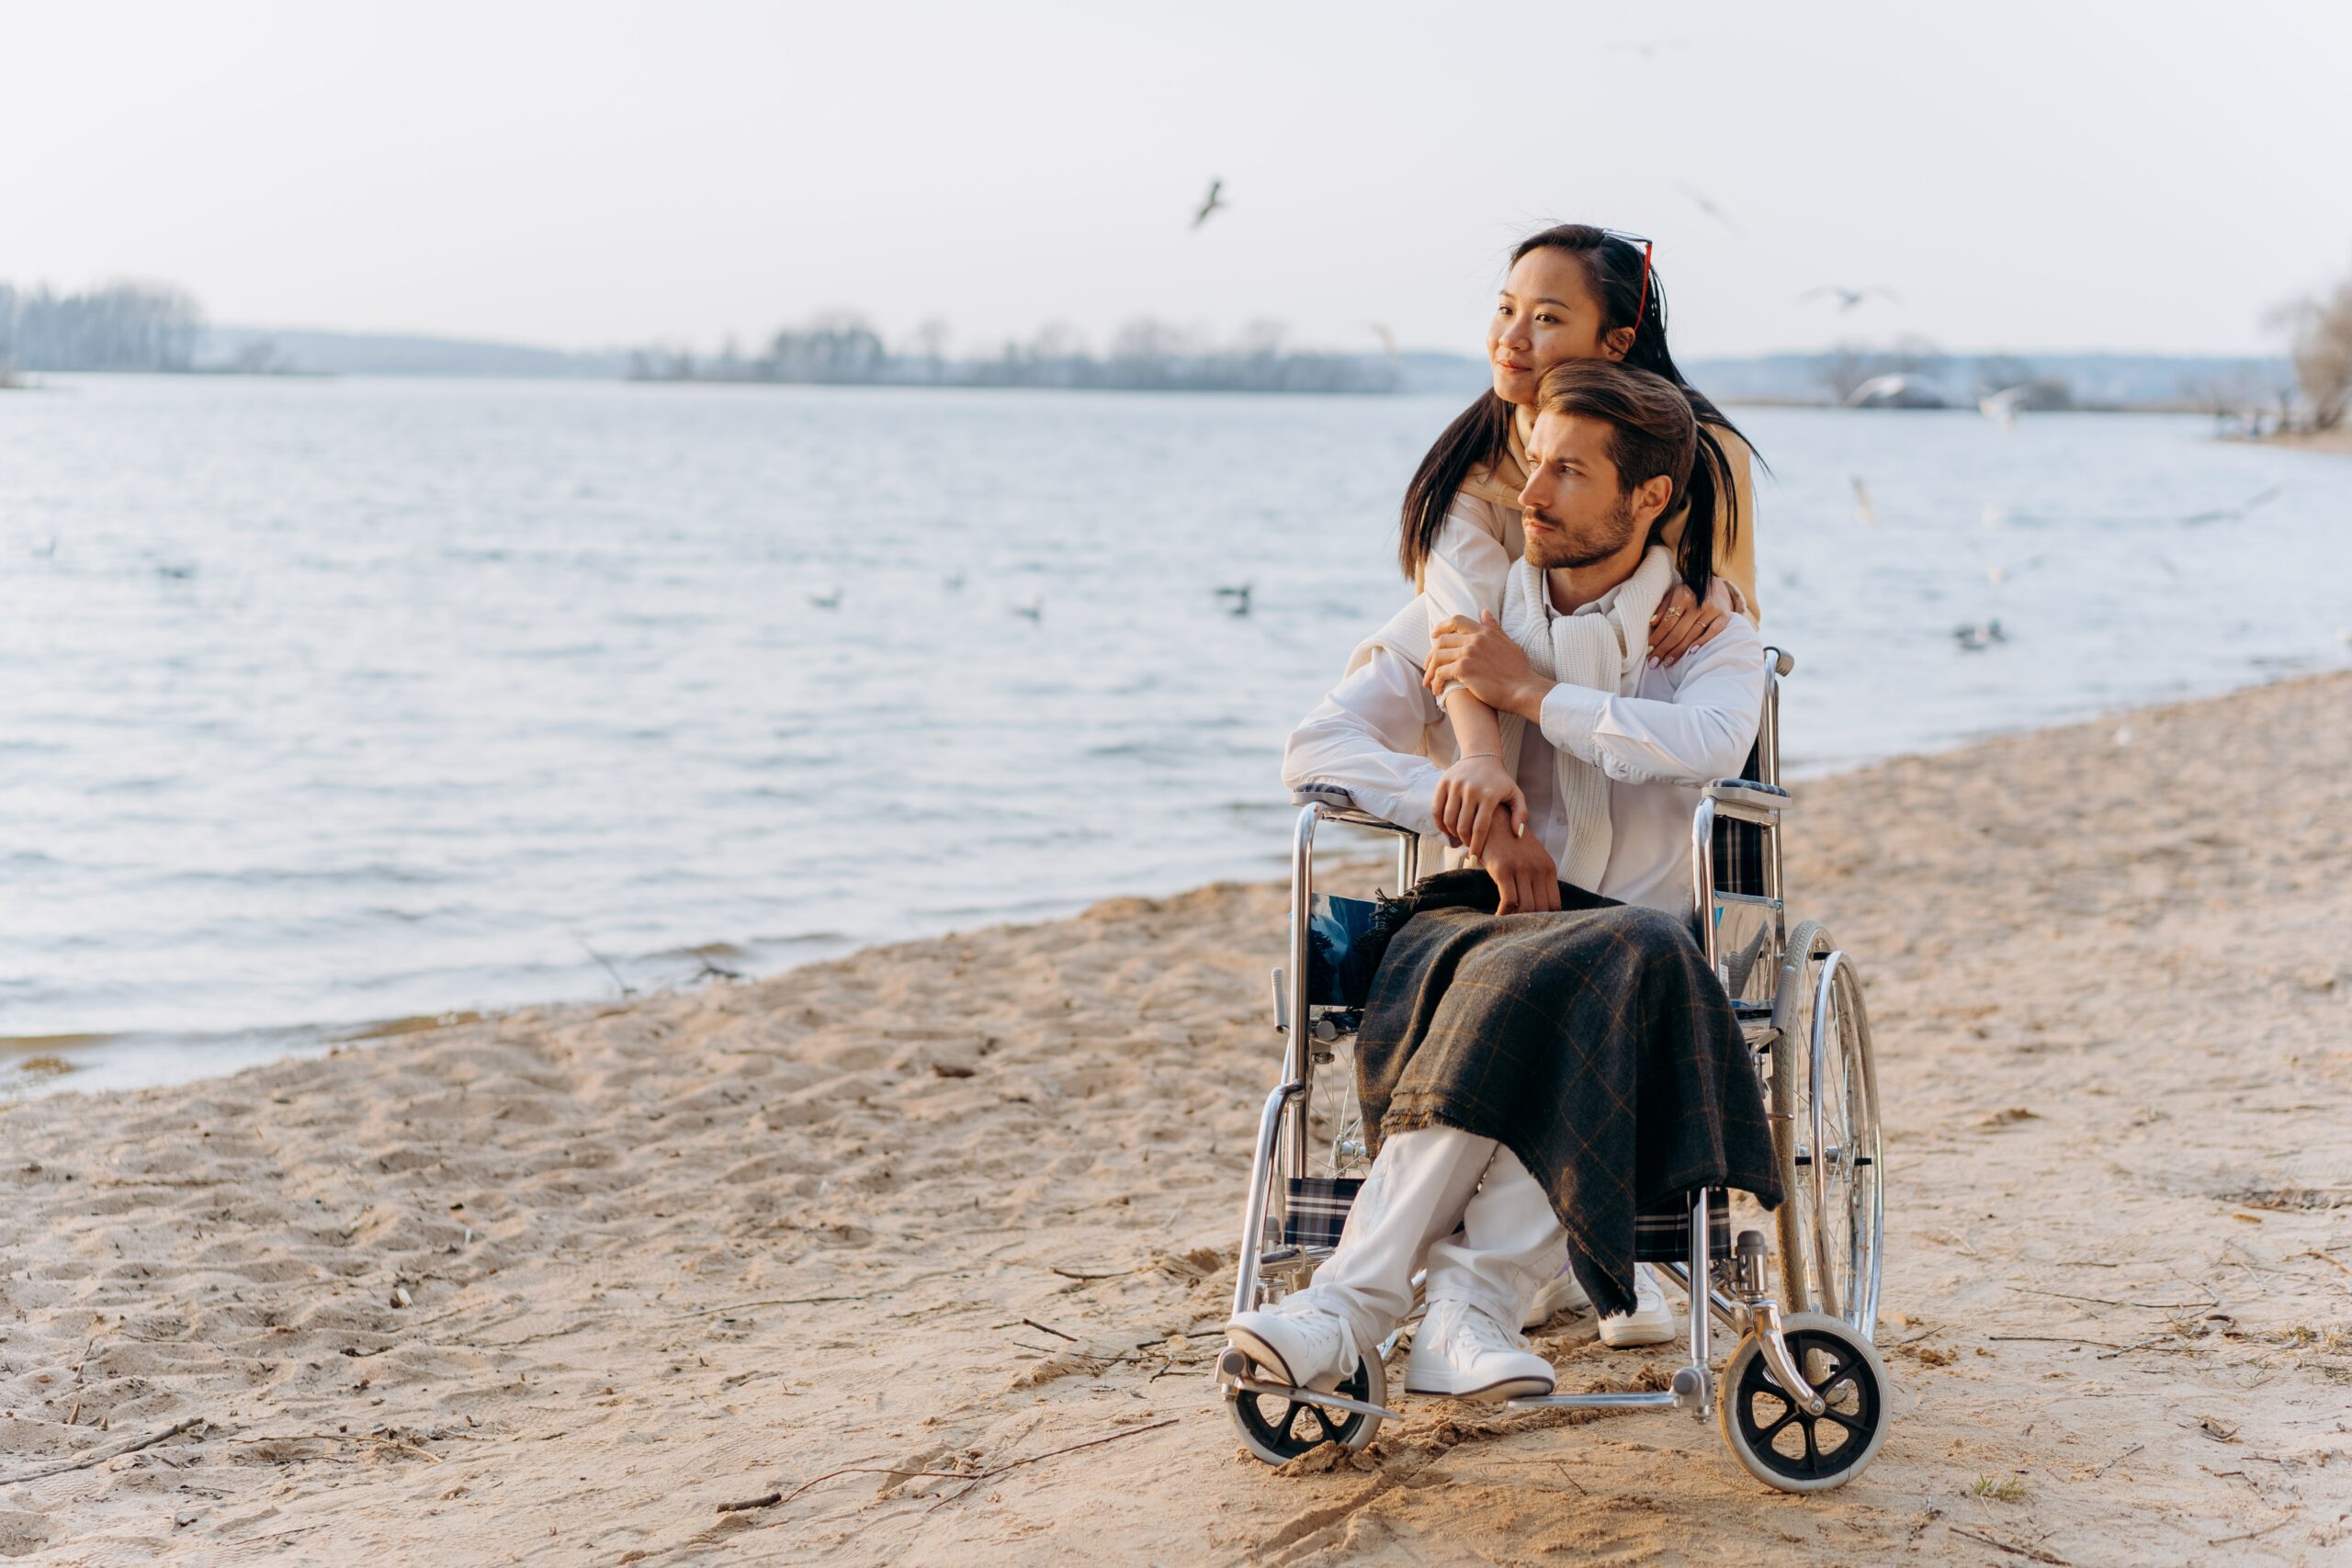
left=11, top=656, right=2349, bottom=1106
left=1, top=670, right=2347, bottom=1562
left=2254, top=425, right=2352, bottom=456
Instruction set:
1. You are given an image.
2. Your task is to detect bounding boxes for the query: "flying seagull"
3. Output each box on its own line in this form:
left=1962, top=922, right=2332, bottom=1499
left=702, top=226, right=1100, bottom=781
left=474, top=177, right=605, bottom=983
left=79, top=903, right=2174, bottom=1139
left=1979, top=385, right=2030, bottom=429
left=1850, top=476, right=1877, bottom=525
left=1674, top=182, right=1738, bottom=230
left=1192, top=179, right=1227, bottom=229
left=1215, top=583, right=1252, bottom=616
left=1798, top=285, right=1901, bottom=313
left=2178, top=484, right=2284, bottom=525
left=1844, top=374, right=1912, bottom=408
left=808, top=587, right=842, bottom=610
left=1367, top=322, right=1399, bottom=360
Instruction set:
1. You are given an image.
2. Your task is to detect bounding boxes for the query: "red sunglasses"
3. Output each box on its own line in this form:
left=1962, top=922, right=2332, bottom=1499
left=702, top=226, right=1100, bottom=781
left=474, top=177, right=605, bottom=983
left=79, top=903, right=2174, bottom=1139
left=1602, top=229, right=1656, bottom=330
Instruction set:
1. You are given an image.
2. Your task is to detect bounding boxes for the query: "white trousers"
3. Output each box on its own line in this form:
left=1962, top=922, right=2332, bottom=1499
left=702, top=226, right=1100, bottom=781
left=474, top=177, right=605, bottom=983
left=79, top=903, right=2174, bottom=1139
left=1288, top=1125, right=1567, bottom=1357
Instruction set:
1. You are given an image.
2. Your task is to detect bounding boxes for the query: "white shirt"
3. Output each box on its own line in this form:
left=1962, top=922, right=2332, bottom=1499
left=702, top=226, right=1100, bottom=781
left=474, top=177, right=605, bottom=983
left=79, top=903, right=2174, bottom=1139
left=1419, top=497, right=1521, bottom=639
left=1282, top=579, right=1767, bottom=914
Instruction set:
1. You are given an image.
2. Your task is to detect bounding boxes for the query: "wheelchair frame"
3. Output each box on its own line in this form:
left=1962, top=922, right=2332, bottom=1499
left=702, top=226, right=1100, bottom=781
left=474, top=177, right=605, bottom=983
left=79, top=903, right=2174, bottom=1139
left=1216, top=649, right=1893, bottom=1493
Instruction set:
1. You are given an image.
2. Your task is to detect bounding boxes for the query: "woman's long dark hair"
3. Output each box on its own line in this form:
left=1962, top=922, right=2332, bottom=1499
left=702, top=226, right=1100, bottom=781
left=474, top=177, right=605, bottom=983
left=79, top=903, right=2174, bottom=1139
left=1398, top=224, right=1758, bottom=601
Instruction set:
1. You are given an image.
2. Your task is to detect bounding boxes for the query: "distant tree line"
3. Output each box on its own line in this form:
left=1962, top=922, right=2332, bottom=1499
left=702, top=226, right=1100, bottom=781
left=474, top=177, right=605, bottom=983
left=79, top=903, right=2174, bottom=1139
left=0, top=281, right=206, bottom=372
left=627, top=312, right=1398, bottom=394
left=2266, top=260, right=2352, bottom=432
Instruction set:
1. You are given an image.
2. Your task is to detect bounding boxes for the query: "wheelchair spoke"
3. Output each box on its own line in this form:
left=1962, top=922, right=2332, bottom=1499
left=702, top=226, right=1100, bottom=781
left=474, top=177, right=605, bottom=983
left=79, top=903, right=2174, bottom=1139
left=1278, top=1400, right=1307, bottom=1443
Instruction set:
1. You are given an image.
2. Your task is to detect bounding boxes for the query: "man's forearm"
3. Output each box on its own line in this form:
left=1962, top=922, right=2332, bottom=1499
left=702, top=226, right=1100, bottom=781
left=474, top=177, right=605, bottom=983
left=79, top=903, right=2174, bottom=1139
left=1497, top=673, right=1555, bottom=728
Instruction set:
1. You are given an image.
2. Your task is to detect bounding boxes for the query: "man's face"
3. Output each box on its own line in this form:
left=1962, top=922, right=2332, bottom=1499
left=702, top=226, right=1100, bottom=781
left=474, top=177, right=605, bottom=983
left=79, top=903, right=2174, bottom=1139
left=1517, top=411, right=1642, bottom=570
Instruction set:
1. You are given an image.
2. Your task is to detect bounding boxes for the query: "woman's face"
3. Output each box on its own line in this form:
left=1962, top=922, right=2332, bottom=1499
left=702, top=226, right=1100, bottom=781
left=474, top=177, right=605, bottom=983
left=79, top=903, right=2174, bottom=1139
left=1487, top=247, right=1629, bottom=407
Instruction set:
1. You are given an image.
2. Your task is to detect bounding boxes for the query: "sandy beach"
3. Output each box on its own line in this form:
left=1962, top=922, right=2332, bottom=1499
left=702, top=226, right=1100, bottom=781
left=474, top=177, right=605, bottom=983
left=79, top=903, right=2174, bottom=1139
left=3, top=671, right=2349, bottom=1565
left=2262, top=427, right=2352, bottom=457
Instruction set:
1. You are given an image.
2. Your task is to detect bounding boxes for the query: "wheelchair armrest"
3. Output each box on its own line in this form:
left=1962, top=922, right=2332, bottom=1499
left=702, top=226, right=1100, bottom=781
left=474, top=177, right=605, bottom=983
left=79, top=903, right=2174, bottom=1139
left=1290, top=783, right=1357, bottom=810
left=1290, top=784, right=1419, bottom=840
left=1702, top=778, right=1793, bottom=826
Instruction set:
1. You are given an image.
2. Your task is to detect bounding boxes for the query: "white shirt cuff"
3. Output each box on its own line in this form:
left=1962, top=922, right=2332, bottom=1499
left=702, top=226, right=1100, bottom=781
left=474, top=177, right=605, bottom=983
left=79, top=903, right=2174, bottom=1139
left=1537, top=682, right=1605, bottom=761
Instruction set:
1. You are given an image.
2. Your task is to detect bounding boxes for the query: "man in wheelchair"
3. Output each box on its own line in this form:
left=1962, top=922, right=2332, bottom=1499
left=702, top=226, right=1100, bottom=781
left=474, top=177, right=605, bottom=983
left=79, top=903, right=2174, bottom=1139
left=1227, top=360, right=1779, bottom=1404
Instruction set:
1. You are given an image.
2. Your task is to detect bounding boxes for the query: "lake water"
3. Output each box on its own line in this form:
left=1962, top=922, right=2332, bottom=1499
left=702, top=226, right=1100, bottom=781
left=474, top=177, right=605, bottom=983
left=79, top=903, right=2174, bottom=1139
left=5, top=375, right=2347, bottom=1094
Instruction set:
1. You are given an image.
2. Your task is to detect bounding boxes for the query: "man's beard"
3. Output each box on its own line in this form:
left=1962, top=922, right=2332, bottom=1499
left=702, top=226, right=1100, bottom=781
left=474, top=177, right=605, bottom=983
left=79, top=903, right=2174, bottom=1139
left=1523, top=493, right=1639, bottom=570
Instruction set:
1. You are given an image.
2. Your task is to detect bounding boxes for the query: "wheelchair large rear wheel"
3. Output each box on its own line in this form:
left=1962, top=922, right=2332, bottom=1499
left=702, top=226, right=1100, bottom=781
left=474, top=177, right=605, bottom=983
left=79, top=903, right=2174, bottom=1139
left=1770, top=923, right=1884, bottom=1338
left=1717, top=1312, right=1891, bottom=1492
left=1228, top=1350, right=1385, bottom=1467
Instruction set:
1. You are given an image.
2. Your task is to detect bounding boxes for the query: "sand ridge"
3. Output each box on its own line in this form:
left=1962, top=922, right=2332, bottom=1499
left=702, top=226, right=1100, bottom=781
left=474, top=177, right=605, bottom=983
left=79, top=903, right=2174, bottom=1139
left=1, top=671, right=2348, bottom=1564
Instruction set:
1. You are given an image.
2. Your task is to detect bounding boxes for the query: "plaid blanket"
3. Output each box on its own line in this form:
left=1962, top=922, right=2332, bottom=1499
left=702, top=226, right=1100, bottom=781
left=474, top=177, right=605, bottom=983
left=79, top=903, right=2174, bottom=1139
left=1352, top=870, right=1781, bottom=1318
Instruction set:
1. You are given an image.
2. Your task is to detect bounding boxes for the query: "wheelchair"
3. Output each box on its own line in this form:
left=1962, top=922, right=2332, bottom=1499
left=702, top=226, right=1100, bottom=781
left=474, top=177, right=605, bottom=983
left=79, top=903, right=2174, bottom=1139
left=1216, top=649, right=1892, bottom=1493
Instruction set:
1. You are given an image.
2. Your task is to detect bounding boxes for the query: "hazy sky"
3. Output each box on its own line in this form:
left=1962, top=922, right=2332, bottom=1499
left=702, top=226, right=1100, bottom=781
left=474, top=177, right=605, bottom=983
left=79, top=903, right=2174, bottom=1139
left=8, top=0, right=2347, bottom=359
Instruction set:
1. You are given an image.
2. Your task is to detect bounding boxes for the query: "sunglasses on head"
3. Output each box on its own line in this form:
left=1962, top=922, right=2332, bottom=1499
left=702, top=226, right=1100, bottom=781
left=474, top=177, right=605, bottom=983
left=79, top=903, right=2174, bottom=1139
left=1600, top=229, right=1656, bottom=333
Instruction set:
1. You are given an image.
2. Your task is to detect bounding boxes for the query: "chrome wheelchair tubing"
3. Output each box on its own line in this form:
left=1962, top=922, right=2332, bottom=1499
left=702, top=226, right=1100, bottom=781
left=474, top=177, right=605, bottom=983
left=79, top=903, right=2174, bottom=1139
left=1805, top=949, right=1885, bottom=1337
left=1762, top=672, right=1789, bottom=966
left=1231, top=1079, right=1304, bottom=1321
left=1690, top=797, right=1719, bottom=971
left=1750, top=1298, right=1826, bottom=1416
left=1660, top=1261, right=1747, bottom=1330
left=1285, top=807, right=1319, bottom=1186
left=1687, top=1186, right=1713, bottom=1418
left=1805, top=952, right=1854, bottom=1323
left=1508, top=1195, right=1718, bottom=1418
left=1507, top=1390, right=1681, bottom=1412
left=1758, top=660, right=1788, bottom=971
left=1758, top=649, right=1790, bottom=788
left=1690, top=795, right=1784, bottom=976
left=1259, top=797, right=1419, bottom=1327
left=1846, top=965, right=1886, bottom=1336
left=1228, top=1372, right=1400, bottom=1424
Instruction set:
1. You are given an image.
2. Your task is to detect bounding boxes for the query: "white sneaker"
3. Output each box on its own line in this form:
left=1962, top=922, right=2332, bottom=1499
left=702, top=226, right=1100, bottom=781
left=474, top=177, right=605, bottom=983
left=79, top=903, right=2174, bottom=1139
left=1598, top=1264, right=1676, bottom=1348
left=1521, top=1262, right=1591, bottom=1329
left=1404, top=1298, right=1556, bottom=1401
left=1226, top=1300, right=1356, bottom=1392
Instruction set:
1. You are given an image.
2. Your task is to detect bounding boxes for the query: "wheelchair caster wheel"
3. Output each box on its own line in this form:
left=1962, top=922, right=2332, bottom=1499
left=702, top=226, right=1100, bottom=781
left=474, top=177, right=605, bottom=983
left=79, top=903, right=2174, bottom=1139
left=1717, top=1312, right=1890, bottom=1492
left=1228, top=1351, right=1385, bottom=1467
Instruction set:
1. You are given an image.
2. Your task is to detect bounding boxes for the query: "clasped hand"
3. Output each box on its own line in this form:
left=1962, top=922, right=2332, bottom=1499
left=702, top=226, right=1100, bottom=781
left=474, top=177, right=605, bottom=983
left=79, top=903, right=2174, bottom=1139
left=1421, top=611, right=1548, bottom=720
left=1431, top=753, right=1523, bottom=860
left=1471, top=814, right=1562, bottom=916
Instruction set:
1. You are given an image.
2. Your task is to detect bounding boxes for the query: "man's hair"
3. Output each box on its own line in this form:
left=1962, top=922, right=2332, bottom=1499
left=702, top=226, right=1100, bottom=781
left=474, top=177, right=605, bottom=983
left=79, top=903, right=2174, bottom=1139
left=1534, top=359, right=1698, bottom=522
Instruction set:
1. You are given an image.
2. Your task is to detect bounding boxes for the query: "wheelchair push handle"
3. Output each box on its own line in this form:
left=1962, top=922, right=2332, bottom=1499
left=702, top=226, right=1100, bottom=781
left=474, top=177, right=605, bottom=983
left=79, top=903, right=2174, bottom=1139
left=1702, top=778, right=1793, bottom=826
